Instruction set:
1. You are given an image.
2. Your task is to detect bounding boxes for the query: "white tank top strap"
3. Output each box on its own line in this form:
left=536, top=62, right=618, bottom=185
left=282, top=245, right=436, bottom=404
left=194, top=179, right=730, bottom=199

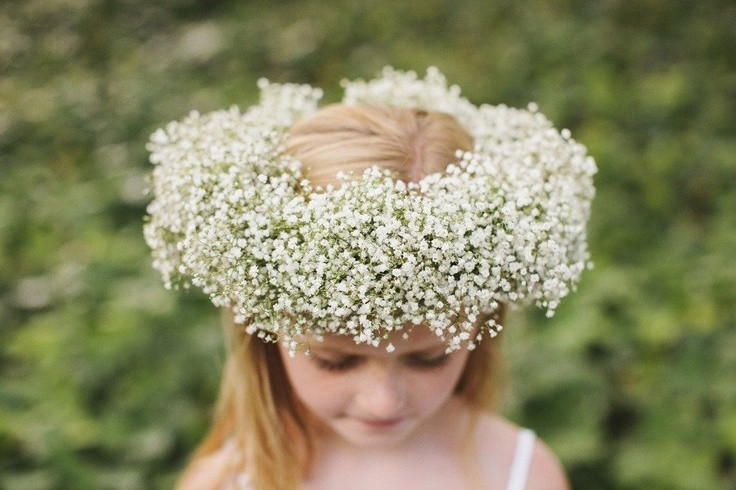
left=506, top=428, right=536, bottom=490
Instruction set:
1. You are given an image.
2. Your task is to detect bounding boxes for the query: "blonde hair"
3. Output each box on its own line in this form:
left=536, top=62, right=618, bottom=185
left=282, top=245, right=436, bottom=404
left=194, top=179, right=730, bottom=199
left=177, top=104, right=505, bottom=489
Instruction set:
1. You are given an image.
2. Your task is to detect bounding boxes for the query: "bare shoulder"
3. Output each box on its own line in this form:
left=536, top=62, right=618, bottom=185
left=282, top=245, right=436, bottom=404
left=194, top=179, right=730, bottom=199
left=177, top=440, right=243, bottom=490
left=525, top=433, right=569, bottom=490
left=472, top=413, right=569, bottom=490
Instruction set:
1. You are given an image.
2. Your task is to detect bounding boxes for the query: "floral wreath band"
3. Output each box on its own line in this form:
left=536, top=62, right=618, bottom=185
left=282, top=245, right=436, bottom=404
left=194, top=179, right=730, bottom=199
left=144, top=67, right=596, bottom=351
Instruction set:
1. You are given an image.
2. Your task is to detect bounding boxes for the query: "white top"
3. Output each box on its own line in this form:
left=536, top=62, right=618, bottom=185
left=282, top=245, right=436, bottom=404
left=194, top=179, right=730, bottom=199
left=507, top=428, right=536, bottom=490
left=237, top=428, right=536, bottom=489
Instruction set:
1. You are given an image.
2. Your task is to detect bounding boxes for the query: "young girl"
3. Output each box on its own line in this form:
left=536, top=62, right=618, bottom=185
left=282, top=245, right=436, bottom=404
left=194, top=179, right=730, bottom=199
left=144, top=68, right=596, bottom=489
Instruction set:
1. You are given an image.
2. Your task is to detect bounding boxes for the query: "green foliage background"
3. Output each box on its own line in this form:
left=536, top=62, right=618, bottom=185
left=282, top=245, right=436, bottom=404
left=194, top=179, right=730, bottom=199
left=1, top=0, right=734, bottom=488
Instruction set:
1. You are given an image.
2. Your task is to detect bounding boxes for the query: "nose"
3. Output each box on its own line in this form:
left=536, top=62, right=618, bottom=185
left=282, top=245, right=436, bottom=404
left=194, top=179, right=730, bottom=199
left=355, top=363, right=407, bottom=418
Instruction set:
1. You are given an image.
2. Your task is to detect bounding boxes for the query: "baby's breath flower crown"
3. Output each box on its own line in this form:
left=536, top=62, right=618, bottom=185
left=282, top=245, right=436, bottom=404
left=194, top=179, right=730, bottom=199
left=144, top=67, right=596, bottom=351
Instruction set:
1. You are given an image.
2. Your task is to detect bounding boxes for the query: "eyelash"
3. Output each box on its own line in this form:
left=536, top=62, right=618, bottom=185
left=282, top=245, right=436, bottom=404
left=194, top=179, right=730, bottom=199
left=312, top=355, right=361, bottom=372
left=408, top=353, right=450, bottom=369
left=311, top=353, right=450, bottom=372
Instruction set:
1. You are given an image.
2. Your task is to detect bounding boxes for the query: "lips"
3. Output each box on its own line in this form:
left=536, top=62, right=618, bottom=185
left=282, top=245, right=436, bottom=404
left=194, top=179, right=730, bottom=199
left=356, top=417, right=404, bottom=429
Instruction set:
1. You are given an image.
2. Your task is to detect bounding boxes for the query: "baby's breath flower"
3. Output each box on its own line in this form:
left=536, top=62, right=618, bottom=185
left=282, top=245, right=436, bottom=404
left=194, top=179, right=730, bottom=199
left=144, top=67, right=596, bottom=351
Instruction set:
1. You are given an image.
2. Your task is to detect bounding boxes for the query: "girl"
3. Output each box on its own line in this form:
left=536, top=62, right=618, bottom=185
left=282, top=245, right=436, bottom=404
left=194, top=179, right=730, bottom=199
left=145, top=68, right=595, bottom=489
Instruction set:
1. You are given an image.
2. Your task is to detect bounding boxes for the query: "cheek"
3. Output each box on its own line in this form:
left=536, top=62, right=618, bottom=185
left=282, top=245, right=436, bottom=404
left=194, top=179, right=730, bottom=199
left=281, top=357, right=349, bottom=415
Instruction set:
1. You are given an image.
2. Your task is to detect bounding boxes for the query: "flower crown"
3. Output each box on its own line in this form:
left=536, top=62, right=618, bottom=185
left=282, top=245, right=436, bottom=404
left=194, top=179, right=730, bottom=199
left=144, top=67, right=596, bottom=352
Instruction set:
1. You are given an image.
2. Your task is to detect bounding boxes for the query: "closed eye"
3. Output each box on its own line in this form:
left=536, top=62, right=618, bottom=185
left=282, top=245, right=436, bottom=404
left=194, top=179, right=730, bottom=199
left=311, top=354, right=362, bottom=372
left=405, top=353, right=450, bottom=369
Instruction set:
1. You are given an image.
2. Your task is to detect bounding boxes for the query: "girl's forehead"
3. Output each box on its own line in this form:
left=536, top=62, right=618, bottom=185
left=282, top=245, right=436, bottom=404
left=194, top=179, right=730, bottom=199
left=306, top=327, right=445, bottom=355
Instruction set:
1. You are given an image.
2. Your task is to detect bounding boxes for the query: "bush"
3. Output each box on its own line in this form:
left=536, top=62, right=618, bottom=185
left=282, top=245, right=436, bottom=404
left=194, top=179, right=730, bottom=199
left=1, top=1, right=734, bottom=488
